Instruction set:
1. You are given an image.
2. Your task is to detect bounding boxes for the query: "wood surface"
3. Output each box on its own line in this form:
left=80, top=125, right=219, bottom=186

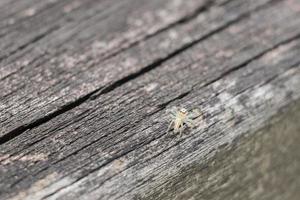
left=0, top=0, right=300, bottom=199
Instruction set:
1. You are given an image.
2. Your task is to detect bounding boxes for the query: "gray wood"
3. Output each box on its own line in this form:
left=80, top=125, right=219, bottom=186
left=0, top=0, right=212, bottom=137
left=0, top=0, right=300, bottom=199
left=0, top=0, right=270, bottom=138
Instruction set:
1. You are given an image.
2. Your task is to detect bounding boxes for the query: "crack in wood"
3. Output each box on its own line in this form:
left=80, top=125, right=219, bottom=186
left=0, top=0, right=294, bottom=188
left=0, top=25, right=60, bottom=63
left=36, top=39, right=300, bottom=200
left=0, top=0, right=274, bottom=146
left=1, top=0, right=300, bottom=198
left=93, top=0, right=217, bottom=65
left=1, top=0, right=282, bottom=147
left=77, top=63, right=300, bottom=197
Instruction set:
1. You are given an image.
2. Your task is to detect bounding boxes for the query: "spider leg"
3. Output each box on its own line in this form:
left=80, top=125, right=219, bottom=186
left=184, top=118, right=196, bottom=128
left=179, top=123, right=184, bottom=136
left=187, top=113, right=203, bottom=126
left=189, top=109, right=203, bottom=119
left=166, top=107, right=178, bottom=114
left=166, top=109, right=177, bottom=120
left=167, top=120, right=174, bottom=134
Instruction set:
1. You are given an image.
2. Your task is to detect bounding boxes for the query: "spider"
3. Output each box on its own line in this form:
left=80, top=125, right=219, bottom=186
left=166, top=106, right=202, bottom=135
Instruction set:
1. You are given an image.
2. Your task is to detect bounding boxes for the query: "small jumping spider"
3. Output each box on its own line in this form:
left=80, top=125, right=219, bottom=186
left=166, top=106, right=202, bottom=135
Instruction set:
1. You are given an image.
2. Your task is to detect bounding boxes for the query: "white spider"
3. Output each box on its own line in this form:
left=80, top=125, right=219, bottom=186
left=166, top=106, right=202, bottom=135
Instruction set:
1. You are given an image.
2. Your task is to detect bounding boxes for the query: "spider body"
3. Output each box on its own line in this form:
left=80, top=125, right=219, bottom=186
left=166, top=107, right=202, bottom=135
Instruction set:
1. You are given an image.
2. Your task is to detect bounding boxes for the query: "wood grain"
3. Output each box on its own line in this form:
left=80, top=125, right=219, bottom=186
left=0, top=0, right=300, bottom=199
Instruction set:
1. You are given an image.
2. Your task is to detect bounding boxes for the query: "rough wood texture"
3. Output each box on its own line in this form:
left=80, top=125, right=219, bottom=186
left=0, top=0, right=300, bottom=199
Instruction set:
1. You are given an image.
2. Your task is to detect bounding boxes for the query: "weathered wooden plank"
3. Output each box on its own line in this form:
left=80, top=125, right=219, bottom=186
left=38, top=49, right=300, bottom=200
left=0, top=0, right=39, bottom=22
left=0, top=0, right=300, bottom=199
left=140, top=101, right=300, bottom=200
left=4, top=44, right=300, bottom=200
left=0, top=0, right=216, bottom=135
left=0, top=0, right=273, bottom=138
left=2, top=0, right=300, bottom=157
